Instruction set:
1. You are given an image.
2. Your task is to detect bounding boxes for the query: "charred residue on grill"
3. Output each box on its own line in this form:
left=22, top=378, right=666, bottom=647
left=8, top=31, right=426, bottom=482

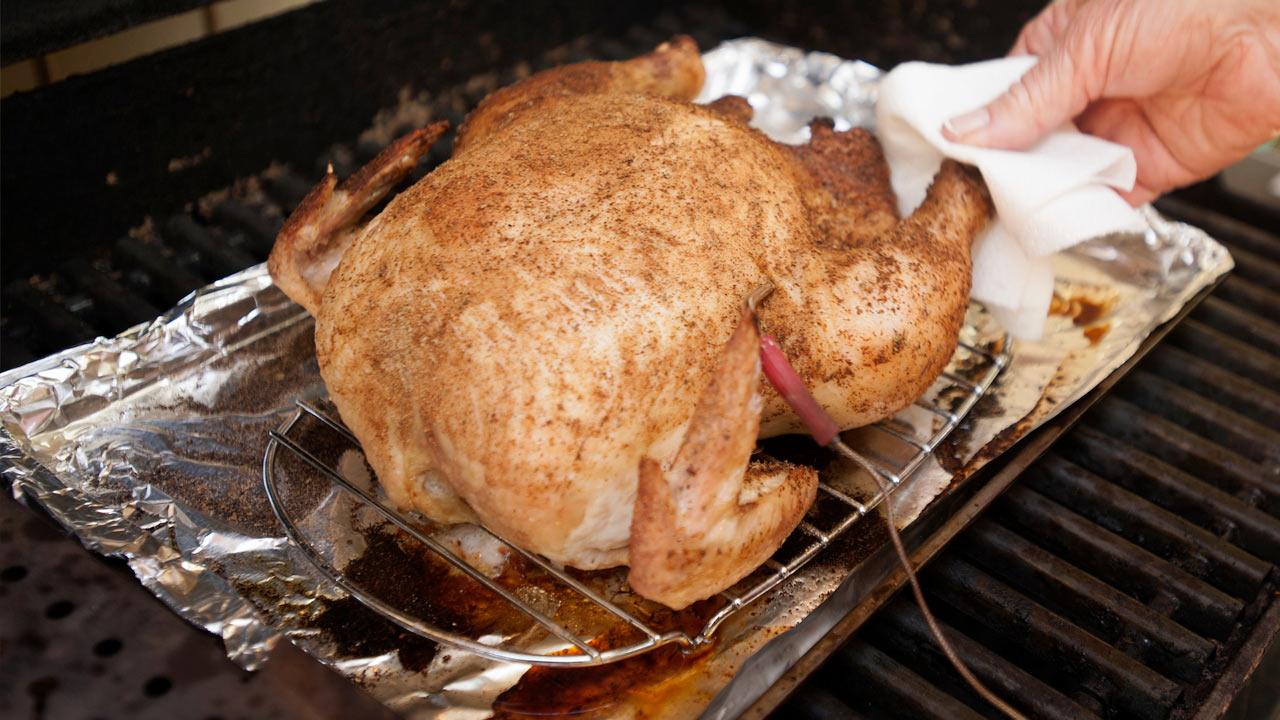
left=493, top=514, right=884, bottom=718
left=313, top=595, right=440, bottom=674
left=304, top=524, right=607, bottom=676
left=493, top=643, right=712, bottom=718
left=306, top=526, right=545, bottom=675
left=493, top=605, right=718, bottom=718
left=294, top=469, right=733, bottom=677
left=929, top=339, right=1009, bottom=476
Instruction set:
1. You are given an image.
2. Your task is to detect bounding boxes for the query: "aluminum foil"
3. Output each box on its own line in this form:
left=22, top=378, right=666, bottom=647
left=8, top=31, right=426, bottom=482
left=0, top=38, right=1231, bottom=719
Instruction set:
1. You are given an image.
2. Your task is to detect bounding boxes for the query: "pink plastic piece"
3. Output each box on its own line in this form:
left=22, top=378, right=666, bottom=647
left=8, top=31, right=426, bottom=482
left=759, top=335, right=840, bottom=447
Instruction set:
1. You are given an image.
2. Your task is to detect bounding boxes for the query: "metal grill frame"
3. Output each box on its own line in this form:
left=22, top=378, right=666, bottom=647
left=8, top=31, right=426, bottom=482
left=262, top=337, right=1010, bottom=666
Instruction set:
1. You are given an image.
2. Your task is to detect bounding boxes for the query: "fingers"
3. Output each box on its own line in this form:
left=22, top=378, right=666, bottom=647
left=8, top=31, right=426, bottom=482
left=942, top=44, right=1094, bottom=149
left=1011, top=0, right=1082, bottom=56
left=1008, top=15, right=1039, bottom=56
left=1013, top=0, right=1095, bottom=54
left=1072, top=97, right=1132, bottom=141
left=1074, top=99, right=1160, bottom=206
left=1008, top=27, right=1032, bottom=56
left=1119, top=183, right=1157, bottom=207
left=947, top=0, right=1101, bottom=149
left=1076, top=98, right=1185, bottom=206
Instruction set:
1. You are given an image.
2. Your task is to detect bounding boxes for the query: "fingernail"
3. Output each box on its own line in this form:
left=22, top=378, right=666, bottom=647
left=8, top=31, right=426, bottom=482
left=943, top=107, right=990, bottom=140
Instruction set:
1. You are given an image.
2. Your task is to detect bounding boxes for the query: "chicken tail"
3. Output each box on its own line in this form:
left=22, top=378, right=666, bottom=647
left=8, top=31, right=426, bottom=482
left=267, top=121, right=448, bottom=315
left=628, top=309, right=818, bottom=610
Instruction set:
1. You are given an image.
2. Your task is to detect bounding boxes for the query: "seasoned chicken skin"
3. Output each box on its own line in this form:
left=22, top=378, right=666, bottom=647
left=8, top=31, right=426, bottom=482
left=269, top=37, right=992, bottom=609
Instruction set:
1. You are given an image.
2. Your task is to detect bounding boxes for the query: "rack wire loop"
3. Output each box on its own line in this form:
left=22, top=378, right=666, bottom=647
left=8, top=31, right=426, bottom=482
left=263, top=334, right=1011, bottom=666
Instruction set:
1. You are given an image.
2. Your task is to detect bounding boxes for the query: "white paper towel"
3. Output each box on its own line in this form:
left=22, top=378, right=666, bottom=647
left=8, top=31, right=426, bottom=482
left=875, top=57, right=1148, bottom=339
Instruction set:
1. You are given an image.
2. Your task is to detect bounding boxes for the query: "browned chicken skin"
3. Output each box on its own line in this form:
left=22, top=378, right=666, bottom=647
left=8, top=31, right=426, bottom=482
left=269, top=37, right=993, bottom=609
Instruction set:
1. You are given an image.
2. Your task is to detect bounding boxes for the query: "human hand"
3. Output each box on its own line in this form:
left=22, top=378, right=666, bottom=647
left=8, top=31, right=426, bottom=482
left=941, top=0, right=1280, bottom=205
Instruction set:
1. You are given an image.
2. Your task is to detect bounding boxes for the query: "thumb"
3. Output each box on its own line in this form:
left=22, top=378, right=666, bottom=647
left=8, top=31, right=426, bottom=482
left=942, top=46, right=1095, bottom=150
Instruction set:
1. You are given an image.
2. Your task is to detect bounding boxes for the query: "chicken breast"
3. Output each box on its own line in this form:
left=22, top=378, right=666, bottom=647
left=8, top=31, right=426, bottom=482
left=268, top=37, right=992, bottom=608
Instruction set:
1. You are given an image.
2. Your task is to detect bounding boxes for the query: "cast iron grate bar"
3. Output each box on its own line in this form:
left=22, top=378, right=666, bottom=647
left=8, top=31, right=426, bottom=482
left=1191, top=296, right=1280, bottom=356
left=831, top=641, right=988, bottom=720
left=1214, top=275, right=1280, bottom=316
left=868, top=599, right=1101, bottom=719
left=209, top=199, right=282, bottom=257
left=1142, top=344, right=1280, bottom=431
left=786, top=685, right=872, bottom=720
left=1088, top=399, right=1280, bottom=515
left=959, top=518, right=1214, bottom=684
left=925, top=554, right=1184, bottom=720
left=1168, top=319, right=1280, bottom=389
left=1154, top=196, right=1280, bottom=261
left=113, top=235, right=206, bottom=308
left=1115, top=371, right=1280, bottom=468
left=998, top=484, right=1244, bottom=640
left=1027, top=454, right=1271, bottom=599
left=163, top=214, right=259, bottom=280
left=59, top=258, right=161, bottom=328
left=3, top=278, right=97, bottom=352
left=1060, top=425, right=1280, bottom=563
left=1219, top=244, right=1280, bottom=288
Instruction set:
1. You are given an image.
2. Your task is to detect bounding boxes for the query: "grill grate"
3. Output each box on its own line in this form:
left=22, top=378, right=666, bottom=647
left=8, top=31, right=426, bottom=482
left=777, top=201, right=1280, bottom=720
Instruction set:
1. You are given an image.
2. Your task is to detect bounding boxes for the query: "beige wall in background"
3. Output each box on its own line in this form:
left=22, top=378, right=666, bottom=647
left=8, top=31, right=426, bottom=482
left=209, top=0, right=316, bottom=31
left=0, top=0, right=316, bottom=98
left=1, top=59, right=43, bottom=95
left=43, top=8, right=209, bottom=83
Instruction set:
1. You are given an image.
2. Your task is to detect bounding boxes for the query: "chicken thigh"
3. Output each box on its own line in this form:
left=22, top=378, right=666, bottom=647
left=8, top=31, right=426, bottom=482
left=269, top=37, right=992, bottom=609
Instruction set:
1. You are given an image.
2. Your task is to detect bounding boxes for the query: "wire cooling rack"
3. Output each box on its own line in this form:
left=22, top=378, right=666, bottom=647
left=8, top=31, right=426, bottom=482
left=263, top=337, right=1010, bottom=666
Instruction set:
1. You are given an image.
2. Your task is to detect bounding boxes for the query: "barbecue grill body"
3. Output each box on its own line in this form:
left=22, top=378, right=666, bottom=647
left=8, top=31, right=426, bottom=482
left=2, top=3, right=1277, bottom=720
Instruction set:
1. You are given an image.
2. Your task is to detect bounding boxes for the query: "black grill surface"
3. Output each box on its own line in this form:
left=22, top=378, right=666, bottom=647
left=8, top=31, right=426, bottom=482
left=776, top=204, right=1280, bottom=720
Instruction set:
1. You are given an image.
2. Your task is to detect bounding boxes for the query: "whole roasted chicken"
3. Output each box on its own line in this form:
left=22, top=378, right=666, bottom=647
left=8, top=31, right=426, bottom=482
left=269, top=37, right=992, bottom=609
